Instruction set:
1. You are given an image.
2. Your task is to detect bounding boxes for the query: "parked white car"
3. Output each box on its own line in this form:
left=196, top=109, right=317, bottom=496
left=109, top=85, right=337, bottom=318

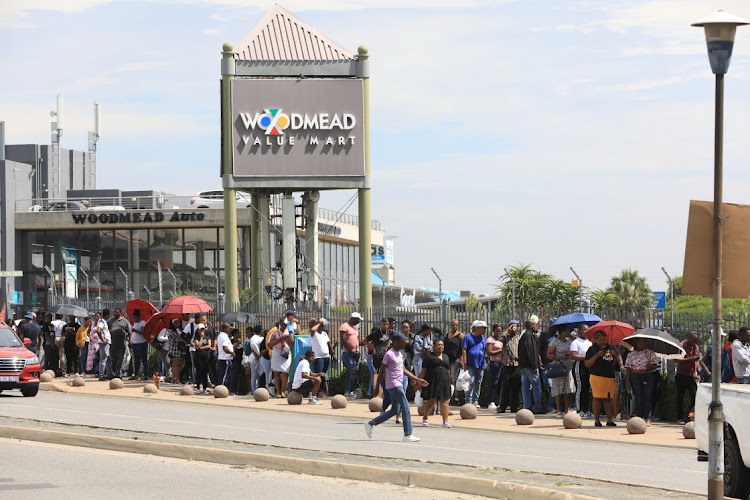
left=190, top=190, right=252, bottom=208
left=695, top=383, right=750, bottom=499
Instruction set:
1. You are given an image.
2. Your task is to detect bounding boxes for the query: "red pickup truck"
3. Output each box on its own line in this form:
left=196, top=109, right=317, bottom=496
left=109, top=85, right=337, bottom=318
left=0, top=322, right=41, bottom=397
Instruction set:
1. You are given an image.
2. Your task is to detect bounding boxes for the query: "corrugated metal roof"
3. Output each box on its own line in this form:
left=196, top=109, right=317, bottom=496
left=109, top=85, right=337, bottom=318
left=235, top=5, right=355, bottom=61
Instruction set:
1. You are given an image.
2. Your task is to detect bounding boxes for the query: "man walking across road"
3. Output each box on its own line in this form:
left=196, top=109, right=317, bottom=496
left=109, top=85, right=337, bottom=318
left=518, top=317, right=544, bottom=414
left=340, top=312, right=364, bottom=399
left=108, top=308, right=132, bottom=380
left=365, top=332, right=428, bottom=443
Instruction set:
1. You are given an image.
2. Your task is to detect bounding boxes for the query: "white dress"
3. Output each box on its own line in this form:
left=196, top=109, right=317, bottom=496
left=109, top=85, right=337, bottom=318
left=270, top=330, right=292, bottom=373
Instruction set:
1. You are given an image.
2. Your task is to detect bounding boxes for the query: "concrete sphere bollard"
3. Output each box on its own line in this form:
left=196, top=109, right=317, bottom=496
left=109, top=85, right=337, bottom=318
left=143, top=383, right=158, bottom=394
left=287, top=391, right=303, bottom=405
left=460, top=404, right=478, bottom=420
left=180, top=384, right=194, bottom=396
left=368, top=397, right=383, bottom=413
left=627, top=417, right=647, bottom=435
left=44, top=369, right=57, bottom=378
left=71, top=376, right=86, bottom=387
left=330, top=394, right=347, bottom=409
left=213, top=385, right=229, bottom=398
left=253, top=388, right=270, bottom=401
left=563, top=411, right=582, bottom=429
left=682, top=421, right=696, bottom=439
left=109, top=378, right=124, bottom=390
left=40, top=371, right=55, bottom=383
left=515, top=408, right=535, bottom=426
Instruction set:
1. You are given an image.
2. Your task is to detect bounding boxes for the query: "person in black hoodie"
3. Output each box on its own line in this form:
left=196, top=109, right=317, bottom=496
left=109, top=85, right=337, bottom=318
left=518, top=318, right=544, bottom=414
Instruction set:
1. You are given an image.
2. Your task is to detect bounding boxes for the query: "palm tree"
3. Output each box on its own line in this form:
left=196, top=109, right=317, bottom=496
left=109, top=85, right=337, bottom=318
left=589, top=289, right=619, bottom=311
left=608, top=269, right=653, bottom=312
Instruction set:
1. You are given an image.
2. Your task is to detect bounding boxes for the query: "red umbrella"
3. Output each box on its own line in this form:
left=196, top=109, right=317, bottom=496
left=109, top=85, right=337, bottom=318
left=143, top=312, right=174, bottom=343
left=160, top=296, right=213, bottom=316
left=126, top=299, right=158, bottom=324
left=584, top=320, right=635, bottom=346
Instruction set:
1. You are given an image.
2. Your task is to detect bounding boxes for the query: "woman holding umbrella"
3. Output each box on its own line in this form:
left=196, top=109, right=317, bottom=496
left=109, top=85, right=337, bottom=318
left=625, top=338, right=658, bottom=426
left=547, top=324, right=576, bottom=416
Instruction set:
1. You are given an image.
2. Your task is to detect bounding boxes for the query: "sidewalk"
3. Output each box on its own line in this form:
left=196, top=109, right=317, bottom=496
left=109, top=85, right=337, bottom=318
left=40, top=377, right=696, bottom=450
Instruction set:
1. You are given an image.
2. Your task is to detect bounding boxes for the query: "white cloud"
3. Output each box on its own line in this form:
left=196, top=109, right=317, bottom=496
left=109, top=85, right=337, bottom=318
left=0, top=0, right=114, bottom=28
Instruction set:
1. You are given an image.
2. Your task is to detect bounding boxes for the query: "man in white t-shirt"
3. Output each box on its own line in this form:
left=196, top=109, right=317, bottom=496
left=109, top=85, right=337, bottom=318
left=309, top=318, right=333, bottom=396
left=292, top=350, right=325, bottom=404
left=216, top=323, right=234, bottom=388
left=97, top=310, right=112, bottom=380
left=570, top=324, right=593, bottom=418
left=130, top=310, right=148, bottom=380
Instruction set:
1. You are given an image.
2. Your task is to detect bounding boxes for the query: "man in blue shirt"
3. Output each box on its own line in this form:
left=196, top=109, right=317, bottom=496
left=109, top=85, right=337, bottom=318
left=461, top=320, right=487, bottom=407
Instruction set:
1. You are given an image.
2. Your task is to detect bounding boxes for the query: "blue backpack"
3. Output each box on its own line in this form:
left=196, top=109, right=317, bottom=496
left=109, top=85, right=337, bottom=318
left=721, top=345, right=734, bottom=383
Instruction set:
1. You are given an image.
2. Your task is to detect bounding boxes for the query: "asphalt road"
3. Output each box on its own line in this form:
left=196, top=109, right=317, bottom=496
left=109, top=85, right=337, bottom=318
left=0, top=392, right=705, bottom=494
left=0, top=438, right=487, bottom=500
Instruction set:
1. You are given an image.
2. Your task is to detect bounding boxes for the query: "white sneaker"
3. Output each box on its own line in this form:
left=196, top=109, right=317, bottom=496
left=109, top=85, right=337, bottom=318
left=355, top=388, right=363, bottom=399
left=474, top=402, right=480, bottom=408
left=403, top=434, right=420, bottom=443
left=308, top=397, right=322, bottom=405
left=364, top=421, right=373, bottom=438
left=346, top=392, right=357, bottom=400
left=488, top=403, right=497, bottom=410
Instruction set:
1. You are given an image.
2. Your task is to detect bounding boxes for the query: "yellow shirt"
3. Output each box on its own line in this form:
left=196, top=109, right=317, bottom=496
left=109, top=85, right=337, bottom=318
left=76, top=325, right=89, bottom=348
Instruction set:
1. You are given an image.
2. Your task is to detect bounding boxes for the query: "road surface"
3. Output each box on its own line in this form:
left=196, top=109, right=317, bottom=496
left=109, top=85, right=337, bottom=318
left=0, top=391, right=705, bottom=495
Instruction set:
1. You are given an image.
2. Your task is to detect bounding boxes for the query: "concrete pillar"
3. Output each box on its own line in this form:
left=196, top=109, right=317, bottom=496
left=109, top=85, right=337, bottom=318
left=221, top=42, right=238, bottom=304
left=250, top=192, right=261, bottom=301
left=281, top=194, right=296, bottom=293
left=357, top=46, right=372, bottom=311
left=303, top=191, right=319, bottom=293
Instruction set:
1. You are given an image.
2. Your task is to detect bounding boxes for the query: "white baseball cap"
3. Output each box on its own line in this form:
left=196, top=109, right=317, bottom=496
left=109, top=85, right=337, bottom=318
left=472, top=320, right=488, bottom=328
left=350, top=312, right=363, bottom=320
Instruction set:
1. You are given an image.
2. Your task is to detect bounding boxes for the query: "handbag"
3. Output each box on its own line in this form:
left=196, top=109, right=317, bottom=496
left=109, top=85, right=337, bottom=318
left=280, top=346, right=290, bottom=359
left=547, top=361, right=567, bottom=379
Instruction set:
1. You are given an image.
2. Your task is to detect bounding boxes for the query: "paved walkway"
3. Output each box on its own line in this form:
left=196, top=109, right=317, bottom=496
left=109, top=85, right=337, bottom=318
left=40, top=377, right=696, bottom=450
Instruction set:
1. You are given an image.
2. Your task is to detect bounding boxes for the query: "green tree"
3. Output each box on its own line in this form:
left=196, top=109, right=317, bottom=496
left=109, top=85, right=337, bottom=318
left=495, top=264, right=579, bottom=312
left=608, top=269, right=653, bottom=312
left=589, top=289, right=618, bottom=310
left=463, top=294, right=487, bottom=322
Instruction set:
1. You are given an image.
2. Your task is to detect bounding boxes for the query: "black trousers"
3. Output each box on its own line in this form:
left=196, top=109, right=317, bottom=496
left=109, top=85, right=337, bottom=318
left=651, top=371, right=662, bottom=411
left=195, top=351, right=210, bottom=391
left=574, top=361, right=590, bottom=413
left=499, top=365, right=521, bottom=412
left=44, top=345, right=59, bottom=372
left=65, top=347, right=79, bottom=374
left=675, top=374, right=697, bottom=420
left=110, top=333, right=127, bottom=378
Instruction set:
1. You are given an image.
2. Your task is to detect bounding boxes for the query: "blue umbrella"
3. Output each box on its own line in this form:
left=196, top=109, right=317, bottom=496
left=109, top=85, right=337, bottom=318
left=551, top=313, right=602, bottom=329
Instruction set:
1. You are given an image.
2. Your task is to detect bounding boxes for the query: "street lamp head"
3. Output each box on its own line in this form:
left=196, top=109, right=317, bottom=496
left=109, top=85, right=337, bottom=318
left=692, top=10, right=749, bottom=74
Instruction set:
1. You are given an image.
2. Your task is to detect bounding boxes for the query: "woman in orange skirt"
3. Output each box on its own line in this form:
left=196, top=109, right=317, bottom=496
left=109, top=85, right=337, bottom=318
left=584, top=331, right=618, bottom=427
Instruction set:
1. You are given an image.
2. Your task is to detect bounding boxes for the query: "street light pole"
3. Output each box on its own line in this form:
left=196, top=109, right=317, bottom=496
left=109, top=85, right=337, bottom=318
left=570, top=267, right=582, bottom=311
left=692, top=11, right=748, bottom=500
left=662, top=267, right=674, bottom=329
left=504, top=267, right=515, bottom=321
left=79, top=268, right=90, bottom=305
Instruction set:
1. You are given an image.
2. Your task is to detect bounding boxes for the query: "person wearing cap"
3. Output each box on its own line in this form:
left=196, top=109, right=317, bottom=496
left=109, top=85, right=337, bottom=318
left=364, top=332, right=428, bottom=443
left=460, top=320, right=487, bottom=408
left=309, top=318, right=334, bottom=396
left=412, top=323, right=434, bottom=379
left=498, top=320, right=521, bottom=413
left=340, top=312, right=364, bottom=399
left=192, top=323, right=213, bottom=395
left=18, top=312, right=41, bottom=355
left=518, top=318, right=544, bottom=414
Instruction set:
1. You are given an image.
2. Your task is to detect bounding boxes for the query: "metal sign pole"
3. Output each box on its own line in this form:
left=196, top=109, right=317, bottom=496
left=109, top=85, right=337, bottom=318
left=357, top=45, right=372, bottom=312
left=221, top=42, right=239, bottom=305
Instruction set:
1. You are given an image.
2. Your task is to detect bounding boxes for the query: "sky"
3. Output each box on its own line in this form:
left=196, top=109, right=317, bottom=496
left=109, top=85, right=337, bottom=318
left=3, top=0, right=750, bottom=297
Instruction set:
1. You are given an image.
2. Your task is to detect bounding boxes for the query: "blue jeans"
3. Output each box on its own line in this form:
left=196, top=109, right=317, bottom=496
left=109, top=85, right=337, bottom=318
left=737, top=377, right=749, bottom=384
left=258, top=357, right=272, bottom=389
left=382, top=374, right=407, bottom=412
left=132, top=342, right=149, bottom=378
left=80, top=343, right=88, bottom=373
left=370, top=385, right=413, bottom=436
left=217, top=359, right=232, bottom=387
left=488, top=361, right=502, bottom=405
left=521, top=367, right=543, bottom=412
left=342, top=351, right=360, bottom=394
left=312, top=357, right=330, bottom=393
left=467, top=366, right=484, bottom=405
left=366, top=353, right=376, bottom=395
left=190, top=351, right=197, bottom=384
left=98, top=343, right=111, bottom=379
left=631, top=372, right=653, bottom=420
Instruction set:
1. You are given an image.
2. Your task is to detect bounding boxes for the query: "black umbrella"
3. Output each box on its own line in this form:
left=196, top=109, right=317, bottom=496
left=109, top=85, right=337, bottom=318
left=48, top=304, right=90, bottom=317
left=623, top=328, right=686, bottom=359
left=218, top=311, right=260, bottom=324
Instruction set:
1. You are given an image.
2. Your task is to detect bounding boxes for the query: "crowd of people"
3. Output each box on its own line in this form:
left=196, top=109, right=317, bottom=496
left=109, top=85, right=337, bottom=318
left=9, top=307, right=750, bottom=436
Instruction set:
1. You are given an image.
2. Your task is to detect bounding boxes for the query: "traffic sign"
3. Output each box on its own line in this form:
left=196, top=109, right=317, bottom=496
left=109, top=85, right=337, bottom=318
left=0, top=271, right=22, bottom=278
left=653, top=291, right=666, bottom=309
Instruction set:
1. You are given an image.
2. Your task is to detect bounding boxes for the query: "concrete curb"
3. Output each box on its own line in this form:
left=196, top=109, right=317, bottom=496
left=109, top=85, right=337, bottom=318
left=37, top=383, right=693, bottom=451
left=0, top=425, right=603, bottom=500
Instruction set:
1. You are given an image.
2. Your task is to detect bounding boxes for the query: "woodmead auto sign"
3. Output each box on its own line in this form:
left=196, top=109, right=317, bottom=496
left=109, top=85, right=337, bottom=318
left=231, top=79, right=365, bottom=178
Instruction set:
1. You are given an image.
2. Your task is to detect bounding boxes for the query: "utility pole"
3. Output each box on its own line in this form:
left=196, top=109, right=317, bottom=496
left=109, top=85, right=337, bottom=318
left=79, top=268, right=90, bottom=304
left=570, top=267, right=582, bottom=311
left=431, top=267, right=443, bottom=328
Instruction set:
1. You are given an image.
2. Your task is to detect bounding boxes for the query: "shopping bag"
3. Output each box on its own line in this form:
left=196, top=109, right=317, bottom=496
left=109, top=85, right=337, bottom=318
left=456, top=368, right=472, bottom=392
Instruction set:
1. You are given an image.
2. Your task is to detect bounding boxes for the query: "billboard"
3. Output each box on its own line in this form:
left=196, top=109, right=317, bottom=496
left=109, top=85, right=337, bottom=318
left=231, top=79, right=365, bottom=179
